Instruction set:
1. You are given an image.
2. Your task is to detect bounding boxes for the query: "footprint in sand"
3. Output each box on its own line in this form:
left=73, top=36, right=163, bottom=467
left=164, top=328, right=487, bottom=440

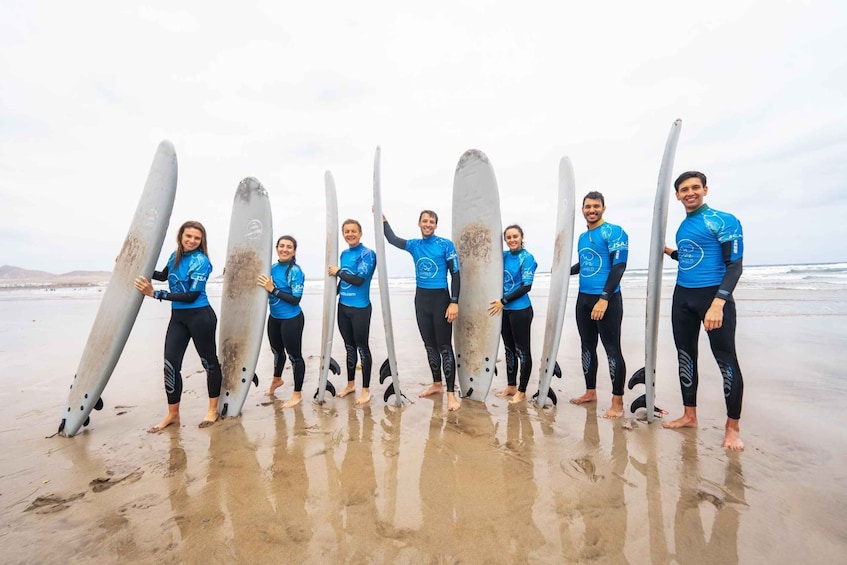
left=90, top=469, right=144, bottom=493
left=24, top=492, right=85, bottom=514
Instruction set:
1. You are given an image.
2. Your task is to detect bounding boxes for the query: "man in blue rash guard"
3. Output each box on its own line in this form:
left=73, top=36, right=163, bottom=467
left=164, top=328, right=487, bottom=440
left=662, top=171, right=745, bottom=451
left=569, top=191, right=629, bottom=419
left=328, top=219, right=377, bottom=405
left=383, top=210, right=462, bottom=411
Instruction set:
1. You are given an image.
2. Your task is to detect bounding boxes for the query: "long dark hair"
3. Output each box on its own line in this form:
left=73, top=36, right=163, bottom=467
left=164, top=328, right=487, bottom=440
left=174, top=221, right=208, bottom=268
left=277, top=235, right=298, bottom=277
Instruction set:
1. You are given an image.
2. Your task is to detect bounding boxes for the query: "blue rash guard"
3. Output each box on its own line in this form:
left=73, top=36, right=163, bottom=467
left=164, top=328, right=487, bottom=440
left=576, top=221, right=629, bottom=296
left=268, top=261, right=305, bottom=320
left=403, top=235, right=460, bottom=292
left=502, top=248, right=537, bottom=311
left=675, top=205, right=743, bottom=291
left=164, top=250, right=212, bottom=310
left=338, top=243, right=376, bottom=308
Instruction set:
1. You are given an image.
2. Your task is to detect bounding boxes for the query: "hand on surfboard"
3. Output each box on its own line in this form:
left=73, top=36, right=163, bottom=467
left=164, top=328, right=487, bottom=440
left=134, top=276, right=153, bottom=297
left=488, top=299, right=503, bottom=316
left=257, top=275, right=273, bottom=292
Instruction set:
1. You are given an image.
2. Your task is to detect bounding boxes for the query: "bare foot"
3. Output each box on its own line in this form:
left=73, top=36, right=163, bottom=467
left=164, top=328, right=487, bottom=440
left=338, top=382, right=357, bottom=398
left=496, top=386, right=518, bottom=398
left=199, top=408, right=219, bottom=428
left=663, top=406, right=698, bottom=429
left=282, top=392, right=303, bottom=409
left=265, top=376, right=284, bottom=397
left=419, top=383, right=445, bottom=398
left=603, top=395, right=624, bottom=419
left=446, top=392, right=461, bottom=411
left=148, top=414, right=179, bottom=433
left=355, top=389, right=371, bottom=405
left=722, top=418, right=744, bottom=451
left=570, top=390, right=597, bottom=405
left=508, top=391, right=527, bottom=404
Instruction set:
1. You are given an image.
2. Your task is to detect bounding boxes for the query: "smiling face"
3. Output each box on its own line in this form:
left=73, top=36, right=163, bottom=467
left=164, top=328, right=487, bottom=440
left=676, top=177, right=709, bottom=212
left=276, top=237, right=296, bottom=262
left=418, top=212, right=437, bottom=238
left=582, top=198, right=606, bottom=228
left=342, top=221, right=362, bottom=247
left=504, top=227, right=523, bottom=251
left=180, top=227, right=204, bottom=253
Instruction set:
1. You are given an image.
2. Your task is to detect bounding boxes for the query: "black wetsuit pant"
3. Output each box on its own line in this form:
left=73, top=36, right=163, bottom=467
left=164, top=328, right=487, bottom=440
left=337, top=303, right=373, bottom=388
left=575, top=292, right=626, bottom=396
left=502, top=306, right=533, bottom=392
left=267, top=312, right=306, bottom=392
left=672, top=285, right=744, bottom=420
left=414, top=287, right=456, bottom=392
left=163, top=306, right=222, bottom=405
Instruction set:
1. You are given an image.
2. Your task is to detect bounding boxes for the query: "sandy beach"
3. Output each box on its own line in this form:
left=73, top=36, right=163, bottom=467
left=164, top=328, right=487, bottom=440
left=1, top=274, right=846, bottom=564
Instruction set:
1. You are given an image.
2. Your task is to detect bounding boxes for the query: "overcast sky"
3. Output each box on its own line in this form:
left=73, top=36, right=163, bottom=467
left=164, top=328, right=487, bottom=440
left=2, top=1, right=845, bottom=277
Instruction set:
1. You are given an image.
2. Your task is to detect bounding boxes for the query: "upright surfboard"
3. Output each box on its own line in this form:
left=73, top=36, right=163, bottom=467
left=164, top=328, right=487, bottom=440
left=315, top=171, right=338, bottom=404
left=534, top=157, right=576, bottom=407
left=629, top=119, right=683, bottom=421
left=217, top=177, right=273, bottom=418
left=59, top=141, right=178, bottom=437
left=372, top=147, right=404, bottom=405
left=452, top=149, right=503, bottom=402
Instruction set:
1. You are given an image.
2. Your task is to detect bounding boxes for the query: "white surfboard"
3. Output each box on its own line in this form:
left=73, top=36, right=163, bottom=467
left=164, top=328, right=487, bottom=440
left=452, top=149, right=503, bottom=402
left=315, top=171, right=338, bottom=404
left=217, top=177, right=273, bottom=418
left=629, top=119, right=683, bottom=421
left=372, top=147, right=404, bottom=405
left=534, top=156, right=576, bottom=407
left=59, top=141, right=178, bottom=437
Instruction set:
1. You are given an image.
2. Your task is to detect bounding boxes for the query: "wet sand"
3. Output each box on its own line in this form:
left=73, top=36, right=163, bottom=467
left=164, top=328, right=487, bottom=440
left=1, top=284, right=845, bottom=563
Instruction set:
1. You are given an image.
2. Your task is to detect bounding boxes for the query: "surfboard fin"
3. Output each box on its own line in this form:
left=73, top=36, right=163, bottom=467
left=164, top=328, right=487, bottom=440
left=58, top=419, right=66, bottom=434
left=314, top=380, right=337, bottom=400
left=329, top=357, right=340, bottom=375
left=554, top=361, right=562, bottom=379
left=379, top=359, right=392, bottom=384
left=83, top=416, right=90, bottom=427
left=383, top=382, right=396, bottom=403
left=628, top=367, right=646, bottom=390
left=252, top=374, right=259, bottom=387
left=94, top=397, right=104, bottom=411
left=630, top=394, right=664, bottom=416
left=220, top=403, right=228, bottom=417
left=531, top=388, right=558, bottom=406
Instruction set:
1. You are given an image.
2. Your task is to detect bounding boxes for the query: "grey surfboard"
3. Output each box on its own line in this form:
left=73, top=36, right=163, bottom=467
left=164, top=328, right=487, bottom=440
left=372, top=147, right=404, bottom=405
left=217, top=177, right=273, bottom=418
left=315, top=171, right=338, bottom=404
left=452, top=149, right=503, bottom=402
left=59, top=141, right=178, bottom=437
left=534, top=156, right=576, bottom=407
left=629, top=119, right=683, bottom=421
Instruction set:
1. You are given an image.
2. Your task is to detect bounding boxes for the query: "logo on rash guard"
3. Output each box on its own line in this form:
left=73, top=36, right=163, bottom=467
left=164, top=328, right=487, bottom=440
left=703, top=210, right=726, bottom=235
left=339, top=268, right=353, bottom=290
left=503, top=271, right=517, bottom=293
left=416, top=257, right=438, bottom=279
left=578, top=248, right=603, bottom=277
left=677, top=239, right=704, bottom=271
left=168, top=273, right=186, bottom=293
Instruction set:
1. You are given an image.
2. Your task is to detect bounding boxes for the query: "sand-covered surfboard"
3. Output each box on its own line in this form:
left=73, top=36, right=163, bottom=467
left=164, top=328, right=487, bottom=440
left=629, top=119, right=682, bottom=421
left=59, top=141, right=178, bottom=437
left=534, top=156, right=576, bottom=407
left=217, top=177, right=273, bottom=418
left=372, top=147, right=404, bottom=405
left=452, top=149, right=503, bottom=402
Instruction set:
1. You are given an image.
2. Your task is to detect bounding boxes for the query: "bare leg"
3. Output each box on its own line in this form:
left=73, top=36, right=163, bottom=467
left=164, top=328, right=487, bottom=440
left=419, top=382, right=445, bottom=398
left=338, top=382, right=357, bottom=398
left=722, top=417, right=744, bottom=451
left=570, top=389, right=597, bottom=405
left=148, top=403, right=180, bottom=433
left=663, top=405, right=698, bottom=429
left=282, top=391, right=303, bottom=409
left=265, top=376, right=284, bottom=397
left=199, top=397, right=219, bottom=428
left=446, top=392, right=461, bottom=411
left=603, top=394, right=624, bottom=419
left=355, top=388, right=371, bottom=405
left=496, top=385, right=518, bottom=398
left=508, top=391, right=527, bottom=404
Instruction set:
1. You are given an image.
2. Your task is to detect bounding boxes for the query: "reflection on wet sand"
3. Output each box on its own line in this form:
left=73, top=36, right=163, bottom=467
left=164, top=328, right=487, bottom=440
left=629, top=423, right=672, bottom=564
left=270, top=407, right=312, bottom=560
left=673, top=437, right=747, bottom=564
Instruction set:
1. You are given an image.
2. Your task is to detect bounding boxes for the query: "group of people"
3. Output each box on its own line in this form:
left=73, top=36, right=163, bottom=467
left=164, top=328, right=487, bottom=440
left=133, top=170, right=746, bottom=451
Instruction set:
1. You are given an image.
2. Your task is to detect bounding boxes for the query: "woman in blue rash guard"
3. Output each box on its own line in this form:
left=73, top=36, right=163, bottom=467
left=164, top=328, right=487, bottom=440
left=383, top=210, right=462, bottom=412
left=257, top=235, right=307, bottom=409
left=328, top=219, right=377, bottom=406
left=134, top=220, right=223, bottom=432
left=488, top=224, right=538, bottom=404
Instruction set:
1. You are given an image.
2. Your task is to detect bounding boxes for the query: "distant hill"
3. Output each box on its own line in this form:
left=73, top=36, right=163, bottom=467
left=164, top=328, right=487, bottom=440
left=0, top=265, right=112, bottom=285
